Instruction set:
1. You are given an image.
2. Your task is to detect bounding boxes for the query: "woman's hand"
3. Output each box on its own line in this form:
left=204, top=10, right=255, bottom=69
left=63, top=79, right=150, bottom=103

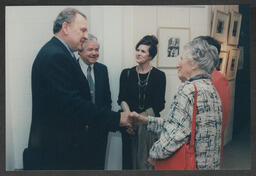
left=130, top=111, right=149, bottom=126
left=147, top=157, right=156, bottom=166
left=125, top=111, right=149, bottom=134
left=126, top=126, right=137, bottom=135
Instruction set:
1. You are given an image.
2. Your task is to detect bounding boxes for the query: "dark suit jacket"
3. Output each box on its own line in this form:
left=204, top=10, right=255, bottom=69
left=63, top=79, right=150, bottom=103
left=94, top=62, right=112, bottom=110
left=80, top=61, right=112, bottom=169
left=28, top=37, right=120, bottom=170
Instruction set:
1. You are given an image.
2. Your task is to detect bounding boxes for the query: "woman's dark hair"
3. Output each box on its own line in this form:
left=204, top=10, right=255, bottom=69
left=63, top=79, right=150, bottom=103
left=135, top=35, right=158, bottom=59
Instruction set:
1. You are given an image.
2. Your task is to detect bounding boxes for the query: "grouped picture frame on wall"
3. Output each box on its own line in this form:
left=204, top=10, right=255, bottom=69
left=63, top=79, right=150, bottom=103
left=156, top=27, right=191, bottom=68
left=211, top=10, right=230, bottom=43
left=216, top=51, right=229, bottom=75
left=226, top=48, right=240, bottom=80
left=237, top=46, right=244, bottom=70
left=228, top=11, right=242, bottom=45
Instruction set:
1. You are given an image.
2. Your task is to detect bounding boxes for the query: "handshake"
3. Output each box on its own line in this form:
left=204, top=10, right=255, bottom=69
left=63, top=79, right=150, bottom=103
left=119, top=111, right=148, bottom=134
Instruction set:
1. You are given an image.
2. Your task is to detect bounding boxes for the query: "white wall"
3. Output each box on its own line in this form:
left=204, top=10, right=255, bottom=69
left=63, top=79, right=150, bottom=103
left=6, top=5, right=210, bottom=170
left=101, top=7, right=124, bottom=170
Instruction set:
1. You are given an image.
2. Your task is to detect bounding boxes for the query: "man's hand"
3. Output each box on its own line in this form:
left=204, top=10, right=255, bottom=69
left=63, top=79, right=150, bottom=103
left=120, top=111, right=132, bottom=127
left=120, top=111, right=149, bottom=130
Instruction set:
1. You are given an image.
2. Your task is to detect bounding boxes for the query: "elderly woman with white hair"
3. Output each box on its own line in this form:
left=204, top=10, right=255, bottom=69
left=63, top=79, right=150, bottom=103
left=132, top=38, right=222, bottom=170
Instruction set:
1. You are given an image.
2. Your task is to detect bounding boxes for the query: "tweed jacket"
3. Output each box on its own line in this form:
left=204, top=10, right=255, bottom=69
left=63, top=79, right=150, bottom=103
left=147, top=75, right=222, bottom=169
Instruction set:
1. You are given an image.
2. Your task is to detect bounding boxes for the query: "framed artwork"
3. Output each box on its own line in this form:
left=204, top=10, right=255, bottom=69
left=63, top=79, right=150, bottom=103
left=211, top=10, right=230, bottom=43
left=226, top=48, right=240, bottom=80
left=228, top=11, right=242, bottom=45
left=216, top=51, right=229, bottom=75
left=237, top=46, right=244, bottom=70
left=157, top=27, right=191, bottom=68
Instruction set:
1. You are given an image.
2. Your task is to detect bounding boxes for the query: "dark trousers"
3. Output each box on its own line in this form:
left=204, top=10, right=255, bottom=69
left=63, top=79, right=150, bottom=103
left=121, top=129, right=133, bottom=169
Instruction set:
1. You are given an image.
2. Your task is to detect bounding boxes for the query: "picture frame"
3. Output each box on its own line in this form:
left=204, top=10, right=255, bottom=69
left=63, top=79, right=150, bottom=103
left=216, top=51, right=229, bottom=75
left=157, top=27, right=191, bottom=68
left=228, top=11, right=242, bottom=45
left=226, top=48, right=240, bottom=80
left=237, top=46, right=244, bottom=70
left=211, top=9, right=230, bottom=43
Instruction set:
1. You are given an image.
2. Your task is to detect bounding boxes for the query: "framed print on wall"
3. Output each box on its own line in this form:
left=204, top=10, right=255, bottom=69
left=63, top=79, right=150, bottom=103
left=211, top=10, right=230, bottom=43
left=228, top=11, right=242, bottom=45
left=237, top=46, right=244, bottom=70
left=156, top=27, right=191, bottom=69
left=216, top=51, right=229, bottom=75
left=226, top=48, right=240, bottom=80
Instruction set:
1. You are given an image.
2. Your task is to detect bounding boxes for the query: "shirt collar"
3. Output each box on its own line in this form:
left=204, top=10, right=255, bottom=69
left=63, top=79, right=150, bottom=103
left=78, top=58, right=94, bottom=70
left=54, top=36, right=75, bottom=58
left=188, top=74, right=212, bottom=82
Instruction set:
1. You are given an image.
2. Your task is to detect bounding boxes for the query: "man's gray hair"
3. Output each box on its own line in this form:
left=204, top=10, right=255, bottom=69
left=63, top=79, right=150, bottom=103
left=84, top=33, right=100, bottom=48
left=85, top=33, right=98, bottom=43
left=53, top=8, right=87, bottom=34
left=183, top=38, right=219, bottom=74
left=79, top=33, right=100, bottom=53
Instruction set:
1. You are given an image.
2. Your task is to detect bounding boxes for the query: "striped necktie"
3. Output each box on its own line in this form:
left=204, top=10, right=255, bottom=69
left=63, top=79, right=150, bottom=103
left=87, top=65, right=95, bottom=103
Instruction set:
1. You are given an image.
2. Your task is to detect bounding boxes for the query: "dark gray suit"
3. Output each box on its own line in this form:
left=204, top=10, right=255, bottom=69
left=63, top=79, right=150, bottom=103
left=27, top=37, right=120, bottom=170
left=79, top=61, right=112, bottom=169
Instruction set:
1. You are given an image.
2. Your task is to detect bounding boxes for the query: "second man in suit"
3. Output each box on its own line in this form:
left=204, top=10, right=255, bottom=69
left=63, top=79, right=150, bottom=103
left=78, top=34, right=112, bottom=169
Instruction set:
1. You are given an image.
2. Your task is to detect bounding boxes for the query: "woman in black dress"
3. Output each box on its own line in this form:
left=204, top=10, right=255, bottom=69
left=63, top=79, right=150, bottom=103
left=118, top=35, right=166, bottom=169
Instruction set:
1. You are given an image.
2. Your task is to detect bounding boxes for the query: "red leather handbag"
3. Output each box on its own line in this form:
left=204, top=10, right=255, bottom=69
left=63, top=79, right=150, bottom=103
left=155, top=84, right=198, bottom=170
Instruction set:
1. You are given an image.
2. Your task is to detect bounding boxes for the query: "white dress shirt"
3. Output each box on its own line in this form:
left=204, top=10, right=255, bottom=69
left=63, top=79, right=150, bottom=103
left=78, top=58, right=95, bottom=82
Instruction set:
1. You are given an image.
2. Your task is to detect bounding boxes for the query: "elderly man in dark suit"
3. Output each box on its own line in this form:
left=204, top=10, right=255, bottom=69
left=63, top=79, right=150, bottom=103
left=25, top=8, right=131, bottom=170
left=77, top=33, right=112, bottom=169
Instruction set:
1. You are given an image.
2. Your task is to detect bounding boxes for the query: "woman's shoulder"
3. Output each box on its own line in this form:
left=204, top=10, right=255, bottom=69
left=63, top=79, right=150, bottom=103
left=178, top=81, right=196, bottom=95
left=120, top=66, right=136, bottom=76
left=182, top=79, right=213, bottom=95
left=152, top=67, right=166, bottom=77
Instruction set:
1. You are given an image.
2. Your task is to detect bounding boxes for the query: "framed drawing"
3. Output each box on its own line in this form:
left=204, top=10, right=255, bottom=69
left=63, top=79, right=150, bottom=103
left=226, top=48, right=240, bottom=80
left=237, top=46, right=244, bottom=70
left=216, top=51, right=229, bottom=75
left=157, top=27, right=190, bottom=68
left=211, top=10, right=230, bottom=43
left=228, top=11, right=242, bottom=45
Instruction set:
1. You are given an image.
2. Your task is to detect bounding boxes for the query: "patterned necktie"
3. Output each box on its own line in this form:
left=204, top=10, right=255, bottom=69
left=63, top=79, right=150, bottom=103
left=87, top=65, right=95, bottom=103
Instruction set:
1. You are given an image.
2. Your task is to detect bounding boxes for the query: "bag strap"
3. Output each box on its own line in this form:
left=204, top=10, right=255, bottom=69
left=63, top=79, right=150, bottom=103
left=190, top=83, right=197, bottom=148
